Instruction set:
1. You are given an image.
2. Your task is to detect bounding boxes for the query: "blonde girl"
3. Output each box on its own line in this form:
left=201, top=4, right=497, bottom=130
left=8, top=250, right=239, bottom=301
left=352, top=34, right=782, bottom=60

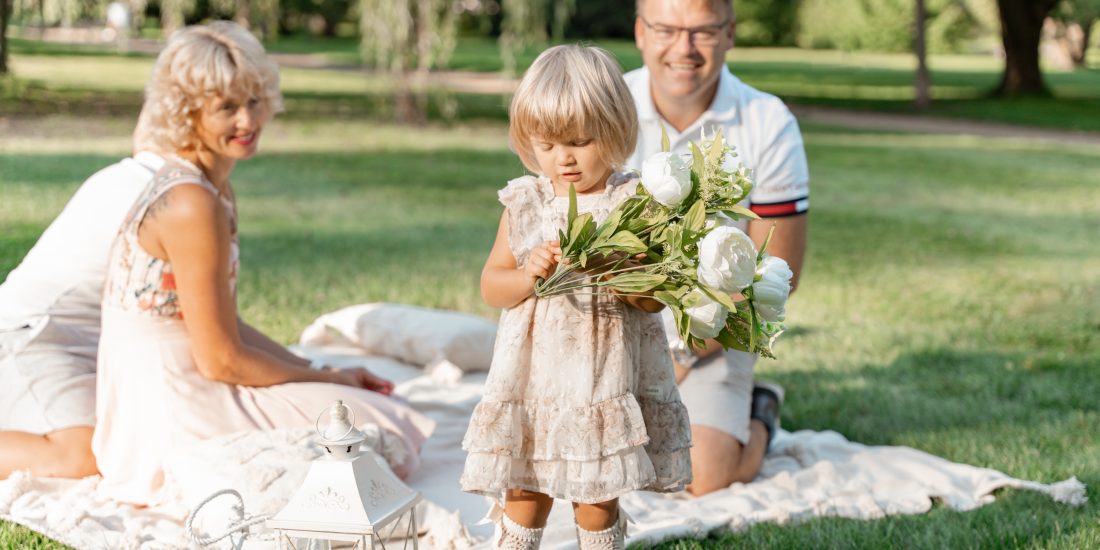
left=460, top=45, right=692, bottom=549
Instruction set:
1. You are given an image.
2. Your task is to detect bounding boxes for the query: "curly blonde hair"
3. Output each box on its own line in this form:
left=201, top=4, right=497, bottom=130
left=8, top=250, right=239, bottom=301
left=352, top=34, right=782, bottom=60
left=509, top=45, right=638, bottom=174
left=133, top=21, right=283, bottom=154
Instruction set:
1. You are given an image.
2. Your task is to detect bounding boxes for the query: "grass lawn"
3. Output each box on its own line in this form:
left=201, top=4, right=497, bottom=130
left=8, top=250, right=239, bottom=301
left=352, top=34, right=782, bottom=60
left=7, top=36, right=1100, bottom=132
left=1, top=46, right=1098, bottom=548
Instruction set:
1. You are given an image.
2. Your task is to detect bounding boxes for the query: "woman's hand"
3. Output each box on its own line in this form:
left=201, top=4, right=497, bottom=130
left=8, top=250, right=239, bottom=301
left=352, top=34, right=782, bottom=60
left=325, top=366, right=395, bottom=395
left=522, top=240, right=562, bottom=281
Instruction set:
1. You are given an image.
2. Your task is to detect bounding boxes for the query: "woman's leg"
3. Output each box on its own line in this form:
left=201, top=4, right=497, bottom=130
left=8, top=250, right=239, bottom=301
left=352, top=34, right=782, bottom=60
left=0, top=426, right=97, bottom=479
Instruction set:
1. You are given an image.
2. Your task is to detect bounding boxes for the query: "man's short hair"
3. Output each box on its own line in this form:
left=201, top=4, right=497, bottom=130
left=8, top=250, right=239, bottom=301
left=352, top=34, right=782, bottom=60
left=635, top=0, right=734, bottom=20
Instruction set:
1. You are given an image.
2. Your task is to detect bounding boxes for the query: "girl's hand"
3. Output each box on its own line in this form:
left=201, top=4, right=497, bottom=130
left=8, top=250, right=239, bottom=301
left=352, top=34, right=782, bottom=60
left=325, top=366, right=395, bottom=395
left=522, top=240, right=562, bottom=281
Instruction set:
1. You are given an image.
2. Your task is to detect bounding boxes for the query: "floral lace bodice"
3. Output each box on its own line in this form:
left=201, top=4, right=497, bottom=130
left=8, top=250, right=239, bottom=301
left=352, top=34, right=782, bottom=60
left=103, top=159, right=238, bottom=319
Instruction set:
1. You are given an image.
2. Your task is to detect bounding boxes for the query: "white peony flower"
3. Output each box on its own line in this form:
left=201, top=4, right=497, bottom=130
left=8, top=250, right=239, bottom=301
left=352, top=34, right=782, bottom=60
left=753, top=255, right=793, bottom=323
left=696, top=225, right=757, bottom=293
left=684, top=290, right=728, bottom=340
left=641, top=151, right=692, bottom=207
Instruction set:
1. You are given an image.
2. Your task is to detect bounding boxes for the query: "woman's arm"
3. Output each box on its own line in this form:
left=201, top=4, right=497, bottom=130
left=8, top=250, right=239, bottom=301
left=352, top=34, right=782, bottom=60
left=481, top=210, right=561, bottom=309
left=237, top=319, right=311, bottom=367
left=139, top=185, right=332, bottom=387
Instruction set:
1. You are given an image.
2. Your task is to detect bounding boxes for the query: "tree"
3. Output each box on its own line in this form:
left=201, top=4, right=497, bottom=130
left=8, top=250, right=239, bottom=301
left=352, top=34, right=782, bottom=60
left=1050, top=0, right=1100, bottom=68
left=915, top=0, right=931, bottom=108
left=1, top=0, right=8, bottom=75
left=994, top=0, right=1058, bottom=96
left=499, top=0, right=547, bottom=75
left=359, top=0, right=458, bottom=121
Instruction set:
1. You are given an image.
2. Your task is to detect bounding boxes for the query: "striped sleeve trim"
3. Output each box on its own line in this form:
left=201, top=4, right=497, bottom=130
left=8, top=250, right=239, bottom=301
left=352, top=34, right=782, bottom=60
left=750, top=197, right=809, bottom=218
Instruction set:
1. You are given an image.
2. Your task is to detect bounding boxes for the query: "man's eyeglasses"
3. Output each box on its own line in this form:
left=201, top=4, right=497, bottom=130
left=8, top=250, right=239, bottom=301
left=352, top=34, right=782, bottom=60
left=640, top=17, right=730, bottom=46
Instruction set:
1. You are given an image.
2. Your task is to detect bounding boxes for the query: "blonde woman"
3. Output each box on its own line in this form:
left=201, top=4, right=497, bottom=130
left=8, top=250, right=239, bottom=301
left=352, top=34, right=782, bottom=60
left=91, top=21, right=434, bottom=505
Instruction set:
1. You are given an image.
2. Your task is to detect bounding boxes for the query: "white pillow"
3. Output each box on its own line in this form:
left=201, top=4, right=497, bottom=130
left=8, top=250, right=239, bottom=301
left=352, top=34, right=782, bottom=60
left=300, top=303, right=497, bottom=372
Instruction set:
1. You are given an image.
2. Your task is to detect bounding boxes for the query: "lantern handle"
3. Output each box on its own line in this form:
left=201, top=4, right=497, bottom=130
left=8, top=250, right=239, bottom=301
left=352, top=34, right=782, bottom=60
left=315, top=400, right=357, bottom=442
left=186, top=488, right=272, bottom=547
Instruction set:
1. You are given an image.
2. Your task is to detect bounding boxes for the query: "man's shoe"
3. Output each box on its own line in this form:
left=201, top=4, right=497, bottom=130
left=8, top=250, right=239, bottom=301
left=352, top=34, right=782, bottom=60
left=750, top=382, right=784, bottom=450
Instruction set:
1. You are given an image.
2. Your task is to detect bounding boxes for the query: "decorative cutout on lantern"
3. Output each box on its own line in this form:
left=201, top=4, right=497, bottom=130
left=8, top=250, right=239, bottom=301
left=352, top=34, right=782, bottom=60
left=267, top=400, right=420, bottom=549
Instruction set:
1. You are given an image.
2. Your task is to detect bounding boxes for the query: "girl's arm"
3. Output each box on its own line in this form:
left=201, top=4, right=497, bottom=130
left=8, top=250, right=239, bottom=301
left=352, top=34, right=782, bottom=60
left=138, top=185, right=339, bottom=387
left=481, top=210, right=561, bottom=309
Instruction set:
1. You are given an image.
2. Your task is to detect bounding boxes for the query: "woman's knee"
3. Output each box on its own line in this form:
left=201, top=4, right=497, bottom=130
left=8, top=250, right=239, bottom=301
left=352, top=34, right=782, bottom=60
left=43, top=427, right=98, bottom=478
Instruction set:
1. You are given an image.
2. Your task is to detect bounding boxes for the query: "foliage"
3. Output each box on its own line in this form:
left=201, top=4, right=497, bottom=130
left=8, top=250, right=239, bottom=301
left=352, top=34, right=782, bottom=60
left=797, top=0, right=981, bottom=53
left=735, top=0, right=800, bottom=47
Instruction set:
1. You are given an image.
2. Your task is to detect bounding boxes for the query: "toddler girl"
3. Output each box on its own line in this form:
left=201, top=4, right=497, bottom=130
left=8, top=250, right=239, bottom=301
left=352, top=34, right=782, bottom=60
left=460, top=44, right=692, bottom=549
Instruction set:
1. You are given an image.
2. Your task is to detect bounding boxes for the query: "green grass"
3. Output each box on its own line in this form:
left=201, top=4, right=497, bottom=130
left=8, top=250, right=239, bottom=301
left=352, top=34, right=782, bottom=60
left=2, top=44, right=1099, bottom=547
left=7, top=35, right=1100, bottom=131
left=2, top=111, right=1098, bottom=548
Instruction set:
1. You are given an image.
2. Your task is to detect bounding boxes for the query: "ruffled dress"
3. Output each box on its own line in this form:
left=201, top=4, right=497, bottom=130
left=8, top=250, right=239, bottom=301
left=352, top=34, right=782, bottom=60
left=460, top=173, right=693, bottom=504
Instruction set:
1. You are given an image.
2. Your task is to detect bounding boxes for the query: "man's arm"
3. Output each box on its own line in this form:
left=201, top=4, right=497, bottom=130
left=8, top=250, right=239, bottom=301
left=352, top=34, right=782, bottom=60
left=747, top=213, right=807, bottom=293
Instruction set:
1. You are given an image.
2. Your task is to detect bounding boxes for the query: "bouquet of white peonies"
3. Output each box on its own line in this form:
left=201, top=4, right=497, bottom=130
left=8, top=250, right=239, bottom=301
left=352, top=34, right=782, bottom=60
left=534, top=128, right=792, bottom=357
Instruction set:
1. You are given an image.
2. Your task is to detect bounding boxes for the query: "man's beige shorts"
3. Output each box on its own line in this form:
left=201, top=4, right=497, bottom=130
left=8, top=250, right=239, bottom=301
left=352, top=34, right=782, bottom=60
left=678, top=349, right=757, bottom=445
left=0, top=318, right=97, bottom=434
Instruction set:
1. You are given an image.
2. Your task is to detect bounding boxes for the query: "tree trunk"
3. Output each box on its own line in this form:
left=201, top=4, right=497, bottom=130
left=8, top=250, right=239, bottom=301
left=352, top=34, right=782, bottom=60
left=0, top=0, right=9, bottom=75
left=1073, top=19, right=1093, bottom=67
left=995, top=0, right=1058, bottom=96
left=914, top=0, right=931, bottom=109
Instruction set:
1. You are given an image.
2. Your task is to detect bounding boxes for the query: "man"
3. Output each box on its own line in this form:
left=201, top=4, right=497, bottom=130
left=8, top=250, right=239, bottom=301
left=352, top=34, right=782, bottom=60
left=0, top=151, right=163, bottom=479
left=626, top=0, right=809, bottom=496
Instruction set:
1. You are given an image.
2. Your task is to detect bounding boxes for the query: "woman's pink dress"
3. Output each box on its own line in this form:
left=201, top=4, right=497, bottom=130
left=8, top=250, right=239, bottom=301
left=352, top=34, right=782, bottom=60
left=92, top=158, right=434, bottom=505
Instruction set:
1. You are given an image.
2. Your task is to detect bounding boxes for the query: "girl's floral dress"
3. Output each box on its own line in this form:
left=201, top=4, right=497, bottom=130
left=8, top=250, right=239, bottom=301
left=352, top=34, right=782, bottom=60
left=461, top=173, right=693, bottom=504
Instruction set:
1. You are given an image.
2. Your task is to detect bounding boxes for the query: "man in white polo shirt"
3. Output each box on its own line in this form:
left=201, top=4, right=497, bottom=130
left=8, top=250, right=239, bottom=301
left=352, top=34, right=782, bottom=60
left=0, top=151, right=163, bottom=479
left=626, top=0, right=809, bottom=495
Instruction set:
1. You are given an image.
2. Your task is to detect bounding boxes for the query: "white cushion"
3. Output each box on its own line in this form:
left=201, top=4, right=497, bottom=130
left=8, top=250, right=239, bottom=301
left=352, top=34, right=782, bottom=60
left=299, top=303, right=497, bottom=372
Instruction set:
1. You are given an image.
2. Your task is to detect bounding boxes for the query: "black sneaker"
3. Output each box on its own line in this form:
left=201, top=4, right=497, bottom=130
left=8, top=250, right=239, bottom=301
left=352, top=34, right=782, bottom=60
left=750, top=382, right=784, bottom=450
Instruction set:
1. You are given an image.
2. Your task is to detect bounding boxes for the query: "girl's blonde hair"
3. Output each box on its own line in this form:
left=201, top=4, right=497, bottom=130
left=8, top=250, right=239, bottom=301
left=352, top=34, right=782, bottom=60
left=133, top=21, right=283, bottom=154
left=509, top=45, right=638, bottom=173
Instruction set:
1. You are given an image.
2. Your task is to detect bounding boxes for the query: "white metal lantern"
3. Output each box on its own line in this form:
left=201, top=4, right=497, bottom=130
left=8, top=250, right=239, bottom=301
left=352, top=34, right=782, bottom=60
left=267, top=400, right=421, bottom=550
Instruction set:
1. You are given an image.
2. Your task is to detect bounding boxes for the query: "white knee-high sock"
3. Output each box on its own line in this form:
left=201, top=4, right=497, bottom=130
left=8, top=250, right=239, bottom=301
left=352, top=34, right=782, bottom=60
left=575, top=511, right=626, bottom=550
left=494, top=513, right=544, bottom=550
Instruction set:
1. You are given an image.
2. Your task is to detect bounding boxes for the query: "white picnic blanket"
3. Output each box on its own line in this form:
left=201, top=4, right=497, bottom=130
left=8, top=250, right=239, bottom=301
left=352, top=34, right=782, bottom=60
left=0, top=305, right=1086, bottom=549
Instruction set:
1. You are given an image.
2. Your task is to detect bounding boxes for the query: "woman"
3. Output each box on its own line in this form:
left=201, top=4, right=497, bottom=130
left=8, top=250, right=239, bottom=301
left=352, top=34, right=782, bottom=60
left=91, top=21, right=434, bottom=505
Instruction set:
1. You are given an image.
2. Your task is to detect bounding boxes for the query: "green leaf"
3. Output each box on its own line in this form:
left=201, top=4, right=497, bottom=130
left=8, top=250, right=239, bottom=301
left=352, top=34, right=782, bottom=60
left=722, top=205, right=761, bottom=220
left=568, top=212, right=594, bottom=250
left=605, top=273, right=667, bottom=293
left=684, top=200, right=706, bottom=233
left=568, top=183, right=578, bottom=228
left=716, top=326, right=750, bottom=352
left=706, top=127, right=725, bottom=167
left=580, top=250, right=588, bottom=268
left=758, top=223, right=776, bottom=260
left=599, top=231, right=648, bottom=254
left=690, top=142, right=705, bottom=182
left=660, top=124, right=671, bottom=153
left=748, top=304, right=758, bottom=352
left=699, top=284, right=738, bottom=312
left=591, top=211, right=622, bottom=246
left=653, top=290, right=680, bottom=307
left=675, top=305, right=690, bottom=343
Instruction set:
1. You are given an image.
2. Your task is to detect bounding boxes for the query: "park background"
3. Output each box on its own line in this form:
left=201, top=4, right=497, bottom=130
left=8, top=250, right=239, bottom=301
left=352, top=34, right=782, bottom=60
left=1, top=0, right=1098, bottom=547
